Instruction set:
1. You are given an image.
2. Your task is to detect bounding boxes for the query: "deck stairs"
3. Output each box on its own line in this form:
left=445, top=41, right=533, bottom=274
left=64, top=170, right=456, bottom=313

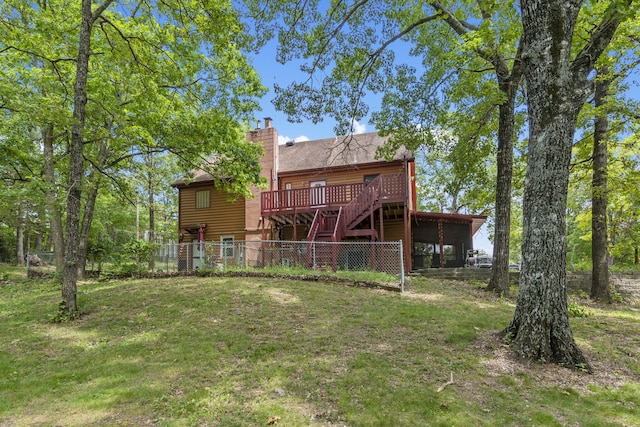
left=306, top=176, right=386, bottom=269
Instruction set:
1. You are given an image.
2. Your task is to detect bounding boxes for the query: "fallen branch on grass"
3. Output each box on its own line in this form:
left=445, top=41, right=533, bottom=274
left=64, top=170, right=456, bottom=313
left=437, top=372, right=454, bottom=392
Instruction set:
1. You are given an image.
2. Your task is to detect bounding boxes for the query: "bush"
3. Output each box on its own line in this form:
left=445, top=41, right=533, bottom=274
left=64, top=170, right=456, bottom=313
left=568, top=300, right=592, bottom=318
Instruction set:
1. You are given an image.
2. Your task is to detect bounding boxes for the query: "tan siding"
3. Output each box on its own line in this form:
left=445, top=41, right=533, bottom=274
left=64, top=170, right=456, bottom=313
left=179, top=184, right=246, bottom=241
left=379, top=219, right=405, bottom=244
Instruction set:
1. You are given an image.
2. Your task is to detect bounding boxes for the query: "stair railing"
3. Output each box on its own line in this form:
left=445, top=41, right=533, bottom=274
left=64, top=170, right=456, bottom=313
left=332, top=207, right=344, bottom=242
left=343, top=176, right=381, bottom=229
left=307, top=209, right=321, bottom=242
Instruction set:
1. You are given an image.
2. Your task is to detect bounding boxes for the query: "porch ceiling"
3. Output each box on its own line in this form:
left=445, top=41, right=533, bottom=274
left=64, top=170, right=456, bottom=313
left=411, top=212, right=487, bottom=236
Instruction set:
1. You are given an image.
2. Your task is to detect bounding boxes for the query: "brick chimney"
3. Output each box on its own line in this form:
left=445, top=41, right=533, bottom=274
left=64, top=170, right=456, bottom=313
left=245, top=118, right=278, bottom=239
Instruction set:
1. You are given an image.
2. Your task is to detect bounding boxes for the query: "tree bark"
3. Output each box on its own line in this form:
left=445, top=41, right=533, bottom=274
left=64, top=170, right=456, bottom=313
left=77, top=139, right=109, bottom=278
left=487, top=56, right=522, bottom=295
left=62, top=0, right=94, bottom=316
left=506, top=0, right=589, bottom=369
left=42, top=123, right=65, bottom=270
left=148, top=151, right=156, bottom=271
left=16, top=205, right=25, bottom=265
left=591, top=66, right=612, bottom=303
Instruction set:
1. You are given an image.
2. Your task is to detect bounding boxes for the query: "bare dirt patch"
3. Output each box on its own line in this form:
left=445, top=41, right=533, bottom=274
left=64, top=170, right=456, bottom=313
left=473, top=330, right=639, bottom=393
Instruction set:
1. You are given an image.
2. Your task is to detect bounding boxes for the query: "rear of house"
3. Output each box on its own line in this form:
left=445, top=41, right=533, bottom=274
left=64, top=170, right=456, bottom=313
left=172, top=119, right=486, bottom=271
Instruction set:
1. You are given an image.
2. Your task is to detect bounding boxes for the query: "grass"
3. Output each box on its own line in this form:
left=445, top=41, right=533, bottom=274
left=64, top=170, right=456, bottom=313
left=0, top=263, right=639, bottom=426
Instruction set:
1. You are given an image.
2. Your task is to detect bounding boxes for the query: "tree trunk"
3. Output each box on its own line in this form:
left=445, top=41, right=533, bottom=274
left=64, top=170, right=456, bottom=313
left=591, top=66, right=612, bottom=303
left=35, top=229, right=43, bottom=252
left=16, top=205, right=25, bottom=265
left=62, top=0, right=94, bottom=316
left=148, top=151, right=156, bottom=271
left=77, top=139, right=109, bottom=278
left=505, top=0, right=590, bottom=369
left=42, top=123, right=65, bottom=270
left=76, top=175, right=99, bottom=278
left=488, top=71, right=520, bottom=296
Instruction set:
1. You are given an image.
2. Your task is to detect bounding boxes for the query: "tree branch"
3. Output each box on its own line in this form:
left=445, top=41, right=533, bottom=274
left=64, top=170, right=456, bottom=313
left=428, top=1, right=495, bottom=64
left=91, top=0, right=117, bottom=23
left=571, top=0, right=634, bottom=80
left=362, top=13, right=442, bottom=71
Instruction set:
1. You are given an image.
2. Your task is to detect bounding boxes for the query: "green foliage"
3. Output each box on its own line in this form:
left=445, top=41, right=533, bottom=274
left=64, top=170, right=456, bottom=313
left=243, top=0, right=525, bottom=218
left=567, top=300, right=593, bottom=318
left=122, top=239, right=159, bottom=273
left=51, top=300, right=80, bottom=323
left=0, top=0, right=268, bottom=283
left=568, top=131, right=640, bottom=269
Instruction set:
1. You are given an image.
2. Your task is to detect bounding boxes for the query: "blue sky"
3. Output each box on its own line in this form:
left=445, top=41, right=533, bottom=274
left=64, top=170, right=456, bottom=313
left=249, top=39, right=374, bottom=144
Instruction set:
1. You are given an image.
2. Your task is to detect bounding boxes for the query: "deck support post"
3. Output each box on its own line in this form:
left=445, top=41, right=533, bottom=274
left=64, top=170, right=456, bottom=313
left=438, top=220, right=445, bottom=268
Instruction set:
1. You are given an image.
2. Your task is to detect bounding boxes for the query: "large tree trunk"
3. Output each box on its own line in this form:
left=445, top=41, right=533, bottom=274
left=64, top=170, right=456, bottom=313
left=591, top=66, right=612, bottom=303
left=62, top=0, right=93, bottom=316
left=43, top=123, right=65, bottom=270
left=505, top=0, right=589, bottom=369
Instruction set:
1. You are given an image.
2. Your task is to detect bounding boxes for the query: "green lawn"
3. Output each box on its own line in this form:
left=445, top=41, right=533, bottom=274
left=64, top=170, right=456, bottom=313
left=0, top=264, right=638, bottom=426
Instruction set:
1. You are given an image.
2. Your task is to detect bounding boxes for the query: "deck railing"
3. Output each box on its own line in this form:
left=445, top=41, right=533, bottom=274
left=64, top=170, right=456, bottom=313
left=261, top=174, right=406, bottom=216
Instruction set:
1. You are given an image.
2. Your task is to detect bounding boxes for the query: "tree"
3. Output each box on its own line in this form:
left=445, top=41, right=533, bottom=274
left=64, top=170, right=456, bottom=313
left=503, top=0, right=634, bottom=369
left=414, top=134, right=494, bottom=215
left=591, top=65, right=613, bottom=303
left=1, top=0, right=267, bottom=317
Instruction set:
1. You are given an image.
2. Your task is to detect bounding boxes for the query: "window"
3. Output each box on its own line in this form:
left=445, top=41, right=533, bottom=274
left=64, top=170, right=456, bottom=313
left=364, top=174, right=379, bottom=184
left=441, top=245, right=456, bottom=261
left=284, top=183, right=292, bottom=209
left=221, top=236, right=234, bottom=258
left=196, top=190, right=210, bottom=208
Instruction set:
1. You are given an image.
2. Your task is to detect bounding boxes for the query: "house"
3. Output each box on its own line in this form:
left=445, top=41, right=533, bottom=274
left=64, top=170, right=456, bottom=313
left=171, top=118, right=486, bottom=271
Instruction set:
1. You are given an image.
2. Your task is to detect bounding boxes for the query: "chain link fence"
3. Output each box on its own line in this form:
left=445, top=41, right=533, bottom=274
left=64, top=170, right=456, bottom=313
left=26, top=240, right=405, bottom=289
left=155, top=240, right=404, bottom=288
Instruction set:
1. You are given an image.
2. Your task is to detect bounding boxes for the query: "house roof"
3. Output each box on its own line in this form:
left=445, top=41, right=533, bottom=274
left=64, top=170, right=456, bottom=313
left=171, top=156, right=219, bottom=187
left=411, top=212, right=488, bottom=236
left=172, top=131, right=413, bottom=187
left=279, top=132, right=413, bottom=173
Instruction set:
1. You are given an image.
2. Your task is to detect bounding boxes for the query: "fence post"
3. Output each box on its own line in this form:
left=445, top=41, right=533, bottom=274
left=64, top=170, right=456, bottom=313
left=312, top=242, right=316, bottom=271
left=399, top=241, right=405, bottom=293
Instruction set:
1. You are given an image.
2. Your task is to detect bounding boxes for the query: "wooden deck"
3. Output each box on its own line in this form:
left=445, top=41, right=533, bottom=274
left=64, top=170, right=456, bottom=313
left=261, top=174, right=407, bottom=218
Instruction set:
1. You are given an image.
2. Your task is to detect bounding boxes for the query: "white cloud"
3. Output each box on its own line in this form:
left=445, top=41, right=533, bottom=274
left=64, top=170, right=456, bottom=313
left=278, top=135, right=310, bottom=145
left=351, top=120, right=366, bottom=134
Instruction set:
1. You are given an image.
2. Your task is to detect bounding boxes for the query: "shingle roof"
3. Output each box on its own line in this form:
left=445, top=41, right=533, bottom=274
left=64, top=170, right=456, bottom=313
left=279, top=132, right=412, bottom=173
left=171, top=156, right=219, bottom=187
left=172, top=131, right=413, bottom=187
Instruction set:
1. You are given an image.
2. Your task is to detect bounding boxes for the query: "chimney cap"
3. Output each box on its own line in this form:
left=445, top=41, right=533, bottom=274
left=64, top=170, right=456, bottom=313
left=264, top=117, right=273, bottom=128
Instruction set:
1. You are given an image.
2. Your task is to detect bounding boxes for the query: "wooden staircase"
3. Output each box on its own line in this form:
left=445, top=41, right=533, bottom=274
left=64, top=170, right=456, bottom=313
left=306, top=175, right=395, bottom=269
